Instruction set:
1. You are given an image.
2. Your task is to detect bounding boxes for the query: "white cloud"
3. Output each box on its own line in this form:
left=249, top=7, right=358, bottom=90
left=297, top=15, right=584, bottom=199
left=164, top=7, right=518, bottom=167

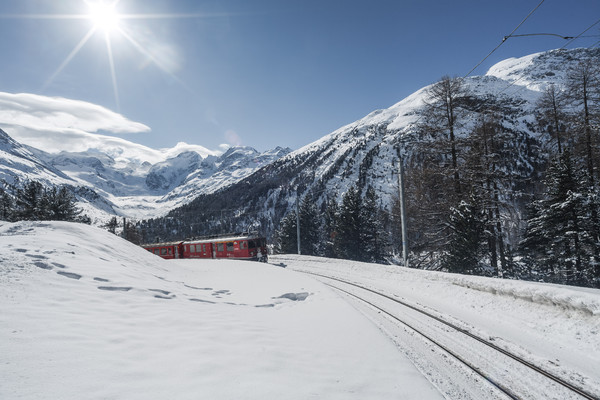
left=0, top=92, right=151, bottom=136
left=0, top=92, right=161, bottom=162
left=0, top=92, right=222, bottom=164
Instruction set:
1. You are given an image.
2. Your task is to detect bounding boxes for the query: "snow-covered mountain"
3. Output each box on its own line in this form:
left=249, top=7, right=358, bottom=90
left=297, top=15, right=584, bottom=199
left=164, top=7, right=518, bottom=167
left=0, top=128, right=73, bottom=186
left=3, top=48, right=597, bottom=232
left=149, top=47, right=599, bottom=240
left=0, top=127, right=291, bottom=221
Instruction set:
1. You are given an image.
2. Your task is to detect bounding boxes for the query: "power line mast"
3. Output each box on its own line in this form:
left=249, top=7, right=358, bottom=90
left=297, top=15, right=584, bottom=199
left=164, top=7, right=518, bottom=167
left=296, top=191, right=301, bottom=255
left=398, top=158, right=409, bottom=268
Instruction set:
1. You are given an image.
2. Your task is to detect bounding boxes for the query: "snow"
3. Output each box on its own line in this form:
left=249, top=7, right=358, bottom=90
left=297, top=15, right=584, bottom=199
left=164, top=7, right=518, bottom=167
left=277, top=254, right=600, bottom=398
left=0, top=221, right=440, bottom=399
left=2, top=221, right=599, bottom=399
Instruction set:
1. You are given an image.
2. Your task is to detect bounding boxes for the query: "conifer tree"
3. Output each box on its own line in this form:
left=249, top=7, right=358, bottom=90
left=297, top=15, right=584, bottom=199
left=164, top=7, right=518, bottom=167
left=421, top=75, right=471, bottom=197
left=521, top=151, right=594, bottom=285
left=335, top=185, right=363, bottom=261
left=16, top=181, right=46, bottom=220
left=360, top=186, right=387, bottom=263
left=275, top=195, right=321, bottom=255
left=322, top=196, right=339, bottom=258
left=47, top=186, right=81, bottom=221
left=463, top=113, right=513, bottom=277
left=298, top=195, right=320, bottom=255
left=443, top=196, right=485, bottom=275
left=0, top=189, right=14, bottom=221
left=105, top=216, right=119, bottom=234
left=536, top=83, right=569, bottom=154
left=275, top=211, right=298, bottom=254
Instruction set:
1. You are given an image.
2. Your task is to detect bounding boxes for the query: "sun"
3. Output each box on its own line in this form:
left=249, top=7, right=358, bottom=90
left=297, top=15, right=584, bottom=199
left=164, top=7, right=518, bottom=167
left=87, top=1, right=120, bottom=32
left=10, top=1, right=211, bottom=110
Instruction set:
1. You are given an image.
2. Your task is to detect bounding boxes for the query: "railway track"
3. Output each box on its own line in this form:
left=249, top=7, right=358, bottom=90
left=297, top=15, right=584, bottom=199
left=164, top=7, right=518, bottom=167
left=305, top=271, right=599, bottom=400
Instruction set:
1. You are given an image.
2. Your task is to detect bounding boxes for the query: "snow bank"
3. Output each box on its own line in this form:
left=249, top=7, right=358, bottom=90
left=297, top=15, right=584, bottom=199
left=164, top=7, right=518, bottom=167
left=276, top=254, right=600, bottom=316
left=442, top=274, right=600, bottom=316
left=0, top=221, right=442, bottom=399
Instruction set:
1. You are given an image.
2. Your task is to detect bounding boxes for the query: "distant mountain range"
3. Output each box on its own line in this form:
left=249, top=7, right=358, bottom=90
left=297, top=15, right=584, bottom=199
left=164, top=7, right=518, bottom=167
left=0, top=127, right=290, bottom=221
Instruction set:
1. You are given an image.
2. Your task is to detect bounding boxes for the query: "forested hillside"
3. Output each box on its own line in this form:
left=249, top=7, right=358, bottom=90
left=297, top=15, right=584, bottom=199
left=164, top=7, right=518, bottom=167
left=139, top=48, right=600, bottom=288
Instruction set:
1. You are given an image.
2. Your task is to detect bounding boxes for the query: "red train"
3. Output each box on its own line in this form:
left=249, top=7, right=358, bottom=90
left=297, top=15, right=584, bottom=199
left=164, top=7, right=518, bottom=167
left=142, top=234, right=268, bottom=262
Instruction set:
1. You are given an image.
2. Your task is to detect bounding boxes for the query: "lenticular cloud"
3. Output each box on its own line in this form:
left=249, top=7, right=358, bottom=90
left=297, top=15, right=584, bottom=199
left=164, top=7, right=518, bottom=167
left=0, top=92, right=152, bottom=155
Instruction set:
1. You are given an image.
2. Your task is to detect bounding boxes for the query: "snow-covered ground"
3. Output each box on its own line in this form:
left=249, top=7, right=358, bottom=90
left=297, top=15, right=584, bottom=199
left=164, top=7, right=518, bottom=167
left=1, top=221, right=599, bottom=399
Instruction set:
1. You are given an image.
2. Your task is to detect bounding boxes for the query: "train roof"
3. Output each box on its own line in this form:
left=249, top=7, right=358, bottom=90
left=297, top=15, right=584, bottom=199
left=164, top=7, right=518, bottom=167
left=142, top=232, right=265, bottom=248
left=141, top=241, right=183, bottom=247
left=183, top=234, right=265, bottom=244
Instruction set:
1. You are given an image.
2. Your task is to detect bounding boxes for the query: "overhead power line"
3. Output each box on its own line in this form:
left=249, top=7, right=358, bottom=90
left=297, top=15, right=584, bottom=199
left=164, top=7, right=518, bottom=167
left=504, top=33, right=574, bottom=40
left=564, top=18, right=600, bottom=48
left=463, top=0, right=546, bottom=78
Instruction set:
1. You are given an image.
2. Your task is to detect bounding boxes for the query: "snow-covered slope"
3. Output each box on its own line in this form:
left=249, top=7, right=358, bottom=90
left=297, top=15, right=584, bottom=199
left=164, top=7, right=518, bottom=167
left=0, top=221, right=441, bottom=399
left=1, top=221, right=598, bottom=399
left=155, top=47, right=598, bottom=240
left=0, top=128, right=73, bottom=186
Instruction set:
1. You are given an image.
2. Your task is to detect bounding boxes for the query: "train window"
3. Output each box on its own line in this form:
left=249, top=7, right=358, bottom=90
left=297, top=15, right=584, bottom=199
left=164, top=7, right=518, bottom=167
left=240, top=241, right=246, bottom=250
left=154, top=249, right=160, bottom=255
left=168, top=248, right=172, bottom=254
left=202, top=244, right=206, bottom=252
left=217, top=243, right=224, bottom=252
left=227, top=242, right=234, bottom=252
left=248, top=240, right=256, bottom=248
left=160, top=248, right=167, bottom=255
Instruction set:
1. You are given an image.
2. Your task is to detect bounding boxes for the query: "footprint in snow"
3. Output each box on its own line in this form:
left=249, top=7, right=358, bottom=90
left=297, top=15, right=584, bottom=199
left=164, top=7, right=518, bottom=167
left=149, top=289, right=176, bottom=299
left=184, top=284, right=212, bottom=291
left=97, top=286, right=132, bottom=292
left=57, top=271, right=82, bottom=280
left=34, top=261, right=52, bottom=270
left=25, top=254, right=47, bottom=260
left=189, top=298, right=216, bottom=304
left=149, top=289, right=171, bottom=295
left=275, top=292, right=309, bottom=301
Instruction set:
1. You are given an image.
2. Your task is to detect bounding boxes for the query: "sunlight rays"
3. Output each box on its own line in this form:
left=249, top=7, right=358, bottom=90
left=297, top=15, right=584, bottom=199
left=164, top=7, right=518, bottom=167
left=117, top=28, right=190, bottom=92
left=42, top=27, right=97, bottom=92
left=1, top=1, right=222, bottom=111
left=104, top=31, right=120, bottom=110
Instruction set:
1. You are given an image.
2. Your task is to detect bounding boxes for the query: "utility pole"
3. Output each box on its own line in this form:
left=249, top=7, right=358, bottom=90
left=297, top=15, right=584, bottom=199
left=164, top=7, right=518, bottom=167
left=398, top=158, right=409, bottom=268
left=296, top=192, right=301, bottom=255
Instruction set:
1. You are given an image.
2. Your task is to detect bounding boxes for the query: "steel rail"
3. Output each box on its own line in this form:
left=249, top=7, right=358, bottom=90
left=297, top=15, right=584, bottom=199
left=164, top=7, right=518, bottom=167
left=305, top=271, right=598, bottom=400
left=325, top=282, right=522, bottom=400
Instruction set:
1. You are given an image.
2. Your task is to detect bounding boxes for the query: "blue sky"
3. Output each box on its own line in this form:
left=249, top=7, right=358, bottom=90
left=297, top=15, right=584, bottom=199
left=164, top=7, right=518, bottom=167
left=0, top=0, right=598, bottom=154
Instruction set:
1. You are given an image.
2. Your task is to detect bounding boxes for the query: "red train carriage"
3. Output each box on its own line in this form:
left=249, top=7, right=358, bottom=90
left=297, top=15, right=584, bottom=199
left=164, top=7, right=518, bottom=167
left=142, top=241, right=184, bottom=259
left=142, top=234, right=268, bottom=262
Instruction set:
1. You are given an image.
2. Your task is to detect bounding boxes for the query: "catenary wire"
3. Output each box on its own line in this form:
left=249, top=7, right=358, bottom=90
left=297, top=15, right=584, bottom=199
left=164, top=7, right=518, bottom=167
left=463, top=0, right=546, bottom=78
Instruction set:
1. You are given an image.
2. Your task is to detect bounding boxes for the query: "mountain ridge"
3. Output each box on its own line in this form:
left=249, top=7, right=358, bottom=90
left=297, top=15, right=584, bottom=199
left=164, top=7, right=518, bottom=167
left=142, top=47, right=599, bottom=244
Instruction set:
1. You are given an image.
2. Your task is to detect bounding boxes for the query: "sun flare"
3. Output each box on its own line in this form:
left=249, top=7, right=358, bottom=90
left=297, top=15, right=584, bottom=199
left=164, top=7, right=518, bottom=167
left=87, top=1, right=120, bottom=32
